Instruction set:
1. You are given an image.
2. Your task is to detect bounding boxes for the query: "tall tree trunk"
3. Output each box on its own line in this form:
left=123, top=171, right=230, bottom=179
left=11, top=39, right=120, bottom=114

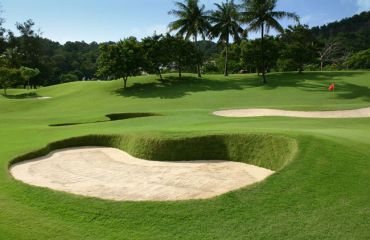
left=298, top=65, right=303, bottom=73
left=261, top=23, right=266, bottom=84
left=179, top=66, right=182, bottom=79
left=123, top=77, right=128, bottom=89
left=194, top=35, right=201, bottom=78
left=224, top=37, right=229, bottom=77
left=158, top=67, right=163, bottom=81
left=320, top=58, right=323, bottom=71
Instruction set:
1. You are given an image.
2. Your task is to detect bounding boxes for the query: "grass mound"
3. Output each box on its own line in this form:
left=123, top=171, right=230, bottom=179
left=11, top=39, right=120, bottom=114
left=10, top=133, right=297, bottom=171
left=49, top=112, right=160, bottom=127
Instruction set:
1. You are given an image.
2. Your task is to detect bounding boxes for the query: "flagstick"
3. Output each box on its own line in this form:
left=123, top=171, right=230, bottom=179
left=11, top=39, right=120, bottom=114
left=333, top=87, right=335, bottom=98
left=333, top=81, right=335, bottom=98
left=332, top=80, right=335, bottom=98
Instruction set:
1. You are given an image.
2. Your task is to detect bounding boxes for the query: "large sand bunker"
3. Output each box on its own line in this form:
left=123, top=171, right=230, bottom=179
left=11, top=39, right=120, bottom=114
left=214, top=107, right=370, bottom=118
left=10, top=147, right=274, bottom=201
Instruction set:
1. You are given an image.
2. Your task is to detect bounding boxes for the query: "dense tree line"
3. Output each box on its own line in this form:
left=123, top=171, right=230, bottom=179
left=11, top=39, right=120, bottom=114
left=0, top=17, right=100, bottom=89
left=203, top=8, right=370, bottom=74
left=204, top=26, right=317, bottom=75
left=97, top=35, right=198, bottom=88
left=311, top=11, right=370, bottom=53
left=98, top=0, right=300, bottom=85
left=98, top=0, right=370, bottom=88
left=0, top=0, right=369, bottom=92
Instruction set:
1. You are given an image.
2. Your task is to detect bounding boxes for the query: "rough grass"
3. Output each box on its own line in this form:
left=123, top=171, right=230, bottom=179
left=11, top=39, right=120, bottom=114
left=1, top=72, right=370, bottom=239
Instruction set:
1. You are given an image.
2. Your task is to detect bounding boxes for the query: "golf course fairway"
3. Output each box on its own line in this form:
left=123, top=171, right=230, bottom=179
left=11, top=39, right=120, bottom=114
left=1, top=72, right=370, bottom=239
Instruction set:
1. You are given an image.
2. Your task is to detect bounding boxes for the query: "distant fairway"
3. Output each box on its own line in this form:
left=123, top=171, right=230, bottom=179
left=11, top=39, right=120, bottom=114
left=1, top=72, right=370, bottom=239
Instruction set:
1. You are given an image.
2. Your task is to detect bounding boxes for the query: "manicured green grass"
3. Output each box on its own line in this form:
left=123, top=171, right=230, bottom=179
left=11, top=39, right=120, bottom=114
left=10, top=133, right=297, bottom=171
left=1, top=71, right=370, bottom=239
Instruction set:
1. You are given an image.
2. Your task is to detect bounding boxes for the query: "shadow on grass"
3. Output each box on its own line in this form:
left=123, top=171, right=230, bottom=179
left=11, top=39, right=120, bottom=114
left=114, top=76, right=259, bottom=99
left=3, top=92, right=41, bottom=99
left=267, top=72, right=370, bottom=101
left=113, top=72, right=370, bottom=101
left=49, top=113, right=161, bottom=127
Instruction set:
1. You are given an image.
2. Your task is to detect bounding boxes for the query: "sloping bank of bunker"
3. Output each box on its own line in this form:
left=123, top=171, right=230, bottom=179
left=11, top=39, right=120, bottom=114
left=10, top=134, right=297, bottom=201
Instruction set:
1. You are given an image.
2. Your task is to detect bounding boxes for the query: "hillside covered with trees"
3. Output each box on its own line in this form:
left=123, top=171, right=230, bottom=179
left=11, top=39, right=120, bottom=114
left=0, top=1, right=369, bottom=90
left=311, top=11, right=370, bottom=52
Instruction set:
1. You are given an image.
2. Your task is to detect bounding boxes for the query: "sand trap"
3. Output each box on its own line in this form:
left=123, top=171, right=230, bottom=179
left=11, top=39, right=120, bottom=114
left=37, top=97, right=52, bottom=100
left=214, top=107, right=370, bottom=119
left=10, top=147, right=274, bottom=201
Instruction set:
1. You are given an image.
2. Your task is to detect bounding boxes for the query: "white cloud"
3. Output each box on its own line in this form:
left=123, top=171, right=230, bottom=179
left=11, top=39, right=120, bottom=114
left=340, top=0, right=370, bottom=13
left=300, top=15, right=312, bottom=24
left=356, top=0, right=370, bottom=12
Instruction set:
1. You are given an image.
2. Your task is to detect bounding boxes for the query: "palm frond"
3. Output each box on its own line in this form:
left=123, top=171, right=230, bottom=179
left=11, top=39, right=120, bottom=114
left=209, top=0, right=242, bottom=43
left=241, top=0, right=300, bottom=34
left=168, top=0, right=210, bottom=41
left=271, top=11, right=300, bottom=23
left=264, top=16, right=283, bottom=33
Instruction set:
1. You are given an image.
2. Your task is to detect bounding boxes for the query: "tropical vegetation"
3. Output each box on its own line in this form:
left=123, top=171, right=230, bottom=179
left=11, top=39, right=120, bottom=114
left=0, top=1, right=369, bottom=90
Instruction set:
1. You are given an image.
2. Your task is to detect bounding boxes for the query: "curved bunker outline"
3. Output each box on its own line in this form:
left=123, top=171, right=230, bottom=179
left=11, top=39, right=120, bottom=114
left=213, top=107, right=370, bottom=118
left=9, top=133, right=298, bottom=202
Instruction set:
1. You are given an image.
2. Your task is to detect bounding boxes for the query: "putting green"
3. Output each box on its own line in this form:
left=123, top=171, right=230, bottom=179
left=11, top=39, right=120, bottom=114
left=1, top=72, right=370, bottom=239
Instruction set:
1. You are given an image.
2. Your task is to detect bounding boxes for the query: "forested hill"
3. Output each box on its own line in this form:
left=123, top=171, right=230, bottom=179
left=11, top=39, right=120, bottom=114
left=311, top=11, right=370, bottom=51
left=198, top=40, right=221, bottom=59
left=311, top=11, right=370, bottom=38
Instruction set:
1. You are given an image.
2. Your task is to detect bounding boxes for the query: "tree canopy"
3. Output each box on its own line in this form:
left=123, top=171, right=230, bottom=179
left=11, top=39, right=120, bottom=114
left=279, top=25, right=318, bottom=73
left=169, top=0, right=211, bottom=77
left=0, top=2, right=369, bottom=93
left=209, top=0, right=243, bottom=76
left=0, top=67, right=22, bottom=95
left=240, top=0, right=299, bottom=83
left=97, top=37, right=145, bottom=89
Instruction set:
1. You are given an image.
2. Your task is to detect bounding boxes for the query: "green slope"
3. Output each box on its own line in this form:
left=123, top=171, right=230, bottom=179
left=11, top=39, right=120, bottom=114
left=0, top=71, right=370, bottom=239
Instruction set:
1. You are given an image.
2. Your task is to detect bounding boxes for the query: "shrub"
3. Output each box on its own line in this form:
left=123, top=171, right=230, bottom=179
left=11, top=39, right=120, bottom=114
left=346, top=49, right=370, bottom=69
left=60, top=73, right=79, bottom=83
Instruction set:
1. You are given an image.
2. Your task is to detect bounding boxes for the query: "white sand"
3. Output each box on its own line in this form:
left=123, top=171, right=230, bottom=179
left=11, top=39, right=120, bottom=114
left=37, top=97, right=52, bottom=100
left=10, top=147, right=274, bottom=201
left=214, top=107, right=370, bottom=118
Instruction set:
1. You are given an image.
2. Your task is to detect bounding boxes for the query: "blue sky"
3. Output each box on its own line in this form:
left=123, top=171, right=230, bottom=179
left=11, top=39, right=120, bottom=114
left=0, top=0, right=369, bottom=43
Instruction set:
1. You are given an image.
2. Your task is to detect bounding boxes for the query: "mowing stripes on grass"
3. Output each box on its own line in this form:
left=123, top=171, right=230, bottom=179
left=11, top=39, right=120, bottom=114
left=2, top=72, right=370, bottom=239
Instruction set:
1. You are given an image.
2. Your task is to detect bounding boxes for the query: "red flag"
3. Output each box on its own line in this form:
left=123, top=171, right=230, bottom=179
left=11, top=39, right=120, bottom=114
left=328, top=83, right=335, bottom=92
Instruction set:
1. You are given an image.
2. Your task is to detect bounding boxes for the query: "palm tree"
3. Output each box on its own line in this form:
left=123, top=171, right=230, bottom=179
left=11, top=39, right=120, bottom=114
left=241, top=0, right=299, bottom=83
left=210, top=0, right=243, bottom=76
left=168, top=0, right=210, bottom=78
